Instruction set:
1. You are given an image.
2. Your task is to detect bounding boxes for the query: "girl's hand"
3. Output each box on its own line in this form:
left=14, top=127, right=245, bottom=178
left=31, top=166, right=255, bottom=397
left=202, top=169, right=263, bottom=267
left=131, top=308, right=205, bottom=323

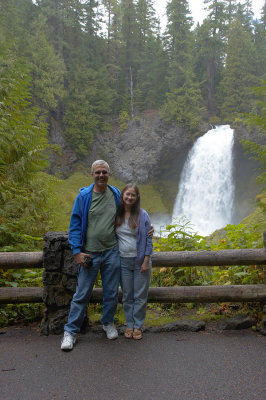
left=148, top=224, right=154, bottom=238
left=141, top=257, right=150, bottom=273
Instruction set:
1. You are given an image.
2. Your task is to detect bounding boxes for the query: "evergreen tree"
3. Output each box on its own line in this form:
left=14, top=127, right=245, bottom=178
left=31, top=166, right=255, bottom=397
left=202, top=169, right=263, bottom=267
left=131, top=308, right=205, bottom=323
left=161, top=0, right=204, bottom=131
left=35, top=0, right=113, bottom=155
left=135, top=33, right=168, bottom=110
left=235, top=0, right=254, bottom=31
left=26, top=14, right=66, bottom=112
left=241, top=81, right=266, bottom=186
left=219, top=19, right=258, bottom=121
left=35, top=0, right=66, bottom=54
left=199, top=0, right=227, bottom=114
left=63, top=65, right=115, bottom=156
left=120, top=0, right=139, bottom=113
left=0, top=45, right=53, bottom=250
left=224, top=0, right=238, bottom=25
left=253, top=4, right=266, bottom=81
left=102, top=0, right=120, bottom=62
left=136, top=0, right=157, bottom=47
left=102, top=0, right=122, bottom=113
left=84, top=0, right=103, bottom=39
left=120, top=0, right=138, bottom=65
left=0, top=0, right=35, bottom=44
left=134, top=0, right=167, bottom=110
left=164, top=0, right=193, bottom=88
left=194, top=21, right=214, bottom=111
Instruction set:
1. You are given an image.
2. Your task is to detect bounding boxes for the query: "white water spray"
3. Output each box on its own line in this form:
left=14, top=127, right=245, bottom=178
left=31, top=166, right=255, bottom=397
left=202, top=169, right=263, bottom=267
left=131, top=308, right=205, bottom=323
left=172, top=125, right=235, bottom=236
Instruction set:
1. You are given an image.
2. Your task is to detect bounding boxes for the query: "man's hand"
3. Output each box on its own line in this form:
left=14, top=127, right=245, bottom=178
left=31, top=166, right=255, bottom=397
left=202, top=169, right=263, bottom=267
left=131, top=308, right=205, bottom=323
left=141, top=256, right=150, bottom=273
left=148, top=224, right=154, bottom=238
left=74, top=252, right=91, bottom=266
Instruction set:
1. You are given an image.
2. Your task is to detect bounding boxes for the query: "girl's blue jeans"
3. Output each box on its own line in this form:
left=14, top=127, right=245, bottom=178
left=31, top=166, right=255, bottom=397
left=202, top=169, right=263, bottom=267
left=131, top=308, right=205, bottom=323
left=120, top=256, right=151, bottom=330
left=64, top=245, right=120, bottom=335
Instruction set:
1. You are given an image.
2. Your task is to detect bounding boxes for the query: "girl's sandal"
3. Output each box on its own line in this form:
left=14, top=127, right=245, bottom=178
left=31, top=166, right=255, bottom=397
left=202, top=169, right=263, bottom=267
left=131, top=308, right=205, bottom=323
left=133, top=329, right=142, bottom=340
left=124, top=328, right=133, bottom=339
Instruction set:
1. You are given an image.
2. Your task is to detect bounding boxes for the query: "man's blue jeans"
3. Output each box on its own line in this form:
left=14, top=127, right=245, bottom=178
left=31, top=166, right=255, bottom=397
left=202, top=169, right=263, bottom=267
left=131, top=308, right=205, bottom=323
left=64, top=245, right=120, bottom=335
left=120, top=257, right=151, bottom=330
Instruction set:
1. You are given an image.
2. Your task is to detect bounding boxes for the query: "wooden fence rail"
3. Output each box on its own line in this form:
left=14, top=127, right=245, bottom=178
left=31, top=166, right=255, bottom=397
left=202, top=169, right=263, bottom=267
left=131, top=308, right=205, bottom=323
left=0, top=248, right=265, bottom=269
left=1, top=284, right=265, bottom=305
left=0, top=252, right=43, bottom=269
left=0, top=287, right=44, bottom=304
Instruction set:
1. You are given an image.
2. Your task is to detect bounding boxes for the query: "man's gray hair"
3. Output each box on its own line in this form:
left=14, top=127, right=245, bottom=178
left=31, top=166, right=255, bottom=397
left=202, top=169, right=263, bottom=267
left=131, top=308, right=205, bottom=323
left=91, top=160, right=110, bottom=174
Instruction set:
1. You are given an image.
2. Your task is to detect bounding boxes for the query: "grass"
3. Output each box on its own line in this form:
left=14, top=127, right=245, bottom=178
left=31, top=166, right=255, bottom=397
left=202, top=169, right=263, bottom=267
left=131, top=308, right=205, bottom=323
left=240, top=192, right=266, bottom=230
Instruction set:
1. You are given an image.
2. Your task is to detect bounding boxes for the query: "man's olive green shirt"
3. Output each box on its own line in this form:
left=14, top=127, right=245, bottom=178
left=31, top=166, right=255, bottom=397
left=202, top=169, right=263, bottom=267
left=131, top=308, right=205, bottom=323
left=84, top=188, right=117, bottom=252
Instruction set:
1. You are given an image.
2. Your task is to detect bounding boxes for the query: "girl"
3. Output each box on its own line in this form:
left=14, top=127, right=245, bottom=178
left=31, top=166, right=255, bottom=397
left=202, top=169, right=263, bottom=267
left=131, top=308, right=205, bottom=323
left=115, top=183, right=153, bottom=340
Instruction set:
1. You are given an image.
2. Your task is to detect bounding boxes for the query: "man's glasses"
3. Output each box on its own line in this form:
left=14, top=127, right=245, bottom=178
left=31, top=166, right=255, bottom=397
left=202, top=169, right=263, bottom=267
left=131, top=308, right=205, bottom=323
left=94, top=170, right=109, bottom=175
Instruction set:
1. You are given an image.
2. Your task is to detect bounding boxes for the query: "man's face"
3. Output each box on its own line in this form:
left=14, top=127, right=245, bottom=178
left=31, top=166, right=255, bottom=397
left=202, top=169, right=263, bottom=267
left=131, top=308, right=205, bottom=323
left=91, top=164, right=110, bottom=192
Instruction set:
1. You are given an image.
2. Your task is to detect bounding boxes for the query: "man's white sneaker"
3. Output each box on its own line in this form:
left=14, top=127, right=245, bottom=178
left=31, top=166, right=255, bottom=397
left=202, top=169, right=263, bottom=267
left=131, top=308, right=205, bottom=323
left=61, top=331, right=76, bottom=351
left=103, top=323, right=118, bottom=340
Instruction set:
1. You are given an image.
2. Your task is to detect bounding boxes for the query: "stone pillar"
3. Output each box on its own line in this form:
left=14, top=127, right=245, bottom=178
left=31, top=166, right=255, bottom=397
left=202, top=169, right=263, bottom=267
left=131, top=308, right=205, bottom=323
left=40, top=232, right=78, bottom=335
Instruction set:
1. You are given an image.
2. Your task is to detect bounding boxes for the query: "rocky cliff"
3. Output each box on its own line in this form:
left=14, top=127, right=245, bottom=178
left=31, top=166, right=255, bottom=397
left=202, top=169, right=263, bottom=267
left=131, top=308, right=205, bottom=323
left=48, top=111, right=209, bottom=183
left=48, top=111, right=265, bottom=185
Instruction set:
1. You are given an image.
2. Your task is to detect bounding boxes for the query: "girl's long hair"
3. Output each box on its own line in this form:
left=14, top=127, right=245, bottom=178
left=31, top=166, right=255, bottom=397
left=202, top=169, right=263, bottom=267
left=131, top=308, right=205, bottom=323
left=115, top=183, right=140, bottom=229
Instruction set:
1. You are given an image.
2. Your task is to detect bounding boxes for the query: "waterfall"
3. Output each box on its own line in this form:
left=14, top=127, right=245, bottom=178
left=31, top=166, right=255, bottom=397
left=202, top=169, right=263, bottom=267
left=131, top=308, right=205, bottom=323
left=172, top=125, right=235, bottom=236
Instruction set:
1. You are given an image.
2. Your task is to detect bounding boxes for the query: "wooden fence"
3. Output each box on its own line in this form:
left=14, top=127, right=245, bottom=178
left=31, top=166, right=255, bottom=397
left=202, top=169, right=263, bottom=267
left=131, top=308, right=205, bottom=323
left=0, top=236, right=266, bottom=305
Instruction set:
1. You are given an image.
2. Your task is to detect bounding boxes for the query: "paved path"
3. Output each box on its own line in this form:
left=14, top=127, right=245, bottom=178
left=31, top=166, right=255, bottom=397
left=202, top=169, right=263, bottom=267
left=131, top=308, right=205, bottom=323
left=0, top=326, right=265, bottom=400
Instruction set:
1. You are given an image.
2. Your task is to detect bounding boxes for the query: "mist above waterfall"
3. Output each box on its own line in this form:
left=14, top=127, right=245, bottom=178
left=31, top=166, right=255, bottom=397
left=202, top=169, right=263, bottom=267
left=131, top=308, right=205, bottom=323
left=172, top=125, right=235, bottom=236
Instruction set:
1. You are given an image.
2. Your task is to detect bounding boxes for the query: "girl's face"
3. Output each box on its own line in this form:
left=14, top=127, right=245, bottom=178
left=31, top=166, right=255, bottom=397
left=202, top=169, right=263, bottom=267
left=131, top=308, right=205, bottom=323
left=122, top=187, right=137, bottom=208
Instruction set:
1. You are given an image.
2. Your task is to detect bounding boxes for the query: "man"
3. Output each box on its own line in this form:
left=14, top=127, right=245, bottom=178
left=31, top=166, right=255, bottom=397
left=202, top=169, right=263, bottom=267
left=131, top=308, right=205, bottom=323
left=61, top=160, right=121, bottom=350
